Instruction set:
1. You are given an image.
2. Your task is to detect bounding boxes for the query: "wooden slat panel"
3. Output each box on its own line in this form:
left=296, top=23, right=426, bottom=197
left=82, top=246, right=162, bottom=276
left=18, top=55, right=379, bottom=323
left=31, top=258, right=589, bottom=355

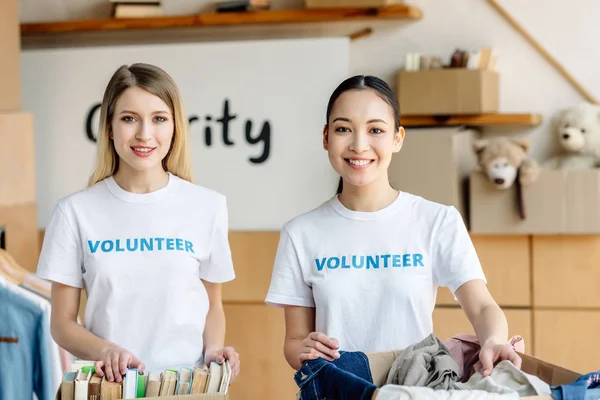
left=224, top=304, right=297, bottom=400
left=437, top=235, right=531, bottom=307
left=223, top=231, right=279, bottom=303
left=534, top=310, right=600, bottom=373
left=0, top=113, right=36, bottom=205
left=401, top=113, right=542, bottom=127
left=433, top=307, right=532, bottom=354
left=20, top=5, right=422, bottom=35
left=533, top=235, right=600, bottom=308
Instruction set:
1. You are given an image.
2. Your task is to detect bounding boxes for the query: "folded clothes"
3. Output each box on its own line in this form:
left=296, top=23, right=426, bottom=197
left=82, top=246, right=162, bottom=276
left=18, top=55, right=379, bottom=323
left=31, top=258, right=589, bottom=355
left=385, top=333, right=463, bottom=390
left=374, top=385, right=519, bottom=400
left=464, top=360, right=551, bottom=397
left=444, top=333, right=526, bottom=382
left=294, top=351, right=377, bottom=400
left=551, top=370, right=600, bottom=400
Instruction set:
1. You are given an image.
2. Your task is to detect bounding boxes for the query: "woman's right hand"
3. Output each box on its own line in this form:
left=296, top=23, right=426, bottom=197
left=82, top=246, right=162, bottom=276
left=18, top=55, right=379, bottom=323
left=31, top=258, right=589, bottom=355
left=94, top=346, right=145, bottom=383
left=299, top=332, right=341, bottom=363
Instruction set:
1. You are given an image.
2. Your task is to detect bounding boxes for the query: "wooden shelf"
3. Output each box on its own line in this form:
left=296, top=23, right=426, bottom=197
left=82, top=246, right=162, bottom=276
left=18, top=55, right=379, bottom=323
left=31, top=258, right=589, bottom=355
left=401, top=113, right=543, bottom=128
left=20, top=5, right=422, bottom=36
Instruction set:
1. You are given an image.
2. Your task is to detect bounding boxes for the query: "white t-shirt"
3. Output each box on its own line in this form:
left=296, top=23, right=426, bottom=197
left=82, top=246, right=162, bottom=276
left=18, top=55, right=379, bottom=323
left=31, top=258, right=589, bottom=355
left=36, top=173, right=235, bottom=372
left=265, top=192, right=486, bottom=353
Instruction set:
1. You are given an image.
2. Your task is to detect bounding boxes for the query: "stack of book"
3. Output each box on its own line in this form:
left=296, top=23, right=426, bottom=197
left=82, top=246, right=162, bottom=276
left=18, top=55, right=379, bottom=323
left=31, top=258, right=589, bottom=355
left=110, top=0, right=163, bottom=18
left=58, top=361, right=231, bottom=399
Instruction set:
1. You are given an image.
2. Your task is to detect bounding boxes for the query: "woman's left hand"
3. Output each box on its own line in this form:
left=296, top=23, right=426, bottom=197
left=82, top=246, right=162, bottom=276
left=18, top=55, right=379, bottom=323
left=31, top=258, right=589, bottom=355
left=205, top=346, right=240, bottom=384
left=475, top=342, right=522, bottom=377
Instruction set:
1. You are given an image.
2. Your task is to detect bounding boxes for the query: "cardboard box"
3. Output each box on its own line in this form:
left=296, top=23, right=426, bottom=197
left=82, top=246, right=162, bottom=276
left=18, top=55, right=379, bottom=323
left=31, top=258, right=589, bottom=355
left=0, top=112, right=36, bottom=206
left=0, top=0, right=21, bottom=111
left=0, top=202, right=39, bottom=272
left=305, top=0, right=404, bottom=8
left=470, top=170, right=600, bottom=234
left=388, top=127, right=477, bottom=225
left=397, top=69, right=499, bottom=116
left=370, top=351, right=579, bottom=399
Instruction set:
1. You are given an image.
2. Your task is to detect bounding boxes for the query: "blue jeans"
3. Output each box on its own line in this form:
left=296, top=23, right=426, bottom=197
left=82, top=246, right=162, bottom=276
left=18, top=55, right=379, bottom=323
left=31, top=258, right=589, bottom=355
left=551, top=371, right=600, bottom=400
left=294, top=351, right=377, bottom=400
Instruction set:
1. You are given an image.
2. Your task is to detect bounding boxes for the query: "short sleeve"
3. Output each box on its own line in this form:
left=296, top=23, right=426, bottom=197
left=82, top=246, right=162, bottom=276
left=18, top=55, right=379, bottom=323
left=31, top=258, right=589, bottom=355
left=199, top=197, right=235, bottom=283
left=264, top=226, right=314, bottom=308
left=36, top=203, right=84, bottom=288
left=432, top=206, right=486, bottom=294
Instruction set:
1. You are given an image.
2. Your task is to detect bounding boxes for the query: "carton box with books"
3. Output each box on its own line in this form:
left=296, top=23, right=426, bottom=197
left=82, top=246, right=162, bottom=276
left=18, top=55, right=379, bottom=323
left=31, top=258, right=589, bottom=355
left=56, top=361, right=231, bottom=399
left=305, top=0, right=404, bottom=8
left=397, top=48, right=499, bottom=116
left=398, top=69, right=499, bottom=116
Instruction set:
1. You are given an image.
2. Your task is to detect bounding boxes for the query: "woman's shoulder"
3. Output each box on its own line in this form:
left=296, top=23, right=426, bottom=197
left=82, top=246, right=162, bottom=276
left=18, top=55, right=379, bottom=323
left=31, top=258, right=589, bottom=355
left=401, top=191, right=463, bottom=228
left=172, top=176, right=226, bottom=207
left=402, top=191, right=455, bottom=214
left=282, top=197, right=337, bottom=233
left=55, top=179, right=109, bottom=210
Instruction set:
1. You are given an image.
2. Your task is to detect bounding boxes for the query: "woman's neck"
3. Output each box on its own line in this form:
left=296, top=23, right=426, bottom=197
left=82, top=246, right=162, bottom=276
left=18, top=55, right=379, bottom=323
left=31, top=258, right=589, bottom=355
left=338, top=177, right=399, bottom=212
left=112, top=165, right=169, bottom=194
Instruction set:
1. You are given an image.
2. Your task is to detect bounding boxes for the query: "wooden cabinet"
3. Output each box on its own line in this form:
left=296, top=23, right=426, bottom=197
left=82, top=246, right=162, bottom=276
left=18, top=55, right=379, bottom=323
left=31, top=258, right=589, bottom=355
left=533, top=235, right=600, bottom=308
left=223, top=231, right=279, bottom=303
left=534, top=310, right=600, bottom=373
left=433, top=307, right=532, bottom=354
left=437, top=235, right=531, bottom=307
left=224, top=304, right=297, bottom=400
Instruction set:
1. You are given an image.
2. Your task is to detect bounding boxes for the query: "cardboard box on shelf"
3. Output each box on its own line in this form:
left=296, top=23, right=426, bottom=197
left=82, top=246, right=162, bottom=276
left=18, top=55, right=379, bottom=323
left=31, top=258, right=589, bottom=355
left=0, top=112, right=36, bottom=206
left=0, top=0, right=21, bottom=111
left=397, top=69, right=499, bottom=116
left=388, top=127, right=477, bottom=226
left=305, top=0, right=404, bottom=8
left=470, top=169, right=600, bottom=234
left=0, top=202, right=39, bottom=272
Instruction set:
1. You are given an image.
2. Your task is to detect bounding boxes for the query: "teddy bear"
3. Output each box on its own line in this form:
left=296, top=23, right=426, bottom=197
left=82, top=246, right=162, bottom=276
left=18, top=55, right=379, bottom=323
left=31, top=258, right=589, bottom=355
left=472, top=137, right=540, bottom=219
left=543, top=102, right=600, bottom=170
left=473, top=137, right=540, bottom=190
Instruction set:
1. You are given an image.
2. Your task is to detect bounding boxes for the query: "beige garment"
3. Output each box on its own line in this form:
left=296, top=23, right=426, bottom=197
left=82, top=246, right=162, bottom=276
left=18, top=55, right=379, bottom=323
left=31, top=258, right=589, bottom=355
left=385, top=333, right=462, bottom=390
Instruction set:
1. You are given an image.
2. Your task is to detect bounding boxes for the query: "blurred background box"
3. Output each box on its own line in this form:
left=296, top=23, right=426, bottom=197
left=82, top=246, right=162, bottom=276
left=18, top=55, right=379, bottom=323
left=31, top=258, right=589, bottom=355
left=305, top=0, right=404, bottom=8
left=388, top=127, right=477, bottom=225
left=469, top=170, right=600, bottom=234
left=398, top=69, right=499, bottom=115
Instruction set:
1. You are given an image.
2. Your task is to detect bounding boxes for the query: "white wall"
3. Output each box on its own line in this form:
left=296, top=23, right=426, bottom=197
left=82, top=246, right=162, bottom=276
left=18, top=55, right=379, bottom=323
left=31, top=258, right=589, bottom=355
left=19, top=0, right=599, bottom=162
left=18, top=0, right=599, bottom=185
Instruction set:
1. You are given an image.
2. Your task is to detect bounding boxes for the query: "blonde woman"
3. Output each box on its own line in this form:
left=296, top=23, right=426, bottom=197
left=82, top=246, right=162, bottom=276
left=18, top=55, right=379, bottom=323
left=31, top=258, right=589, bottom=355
left=37, top=63, right=240, bottom=384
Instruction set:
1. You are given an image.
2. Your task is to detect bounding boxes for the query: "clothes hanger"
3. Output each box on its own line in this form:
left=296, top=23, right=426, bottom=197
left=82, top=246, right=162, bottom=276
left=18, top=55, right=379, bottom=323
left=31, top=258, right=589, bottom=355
left=0, top=248, right=31, bottom=274
left=0, top=249, right=51, bottom=296
left=0, top=252, right=24, bottom=285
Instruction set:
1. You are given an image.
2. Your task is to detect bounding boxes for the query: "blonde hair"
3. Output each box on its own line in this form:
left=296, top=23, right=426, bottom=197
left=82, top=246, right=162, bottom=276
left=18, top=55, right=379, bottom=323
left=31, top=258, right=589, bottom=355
left=88, top=63, right=194, bottom=186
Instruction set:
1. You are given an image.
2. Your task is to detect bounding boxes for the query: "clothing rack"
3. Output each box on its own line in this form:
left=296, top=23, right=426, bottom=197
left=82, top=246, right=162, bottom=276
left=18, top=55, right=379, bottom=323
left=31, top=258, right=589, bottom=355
left=0, top=248, right=72, bottom=400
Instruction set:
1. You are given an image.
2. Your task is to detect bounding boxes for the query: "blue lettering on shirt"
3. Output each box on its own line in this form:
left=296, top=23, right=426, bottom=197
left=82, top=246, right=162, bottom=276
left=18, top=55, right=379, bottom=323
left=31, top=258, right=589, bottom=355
left=87, top=238, right=195, bottom=254
left=314, top=254, right=424, bottom=271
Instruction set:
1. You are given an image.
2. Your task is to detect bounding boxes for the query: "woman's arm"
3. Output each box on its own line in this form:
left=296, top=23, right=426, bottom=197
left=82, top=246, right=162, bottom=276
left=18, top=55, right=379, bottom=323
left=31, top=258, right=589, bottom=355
left=202, top=280, right=226, bottom=357
left=50, top=282, right=143, bottom=382
left=455, top=279, right=521, bottom=375
left=202, top=280, right=240, bottom=382
left=455, top=279, right=508, bottom=345
left=284, top=306, right=339, bottom=371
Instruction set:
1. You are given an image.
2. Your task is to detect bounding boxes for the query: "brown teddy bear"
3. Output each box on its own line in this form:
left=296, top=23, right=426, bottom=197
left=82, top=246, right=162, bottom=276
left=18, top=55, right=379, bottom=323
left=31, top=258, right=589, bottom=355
left=472, top=137, right=540, bottom=219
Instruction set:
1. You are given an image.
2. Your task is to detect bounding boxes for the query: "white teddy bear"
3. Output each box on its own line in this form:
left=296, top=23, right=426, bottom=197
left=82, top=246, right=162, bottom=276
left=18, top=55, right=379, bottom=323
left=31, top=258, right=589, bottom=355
left=543, top=102, right=600, bottom=170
